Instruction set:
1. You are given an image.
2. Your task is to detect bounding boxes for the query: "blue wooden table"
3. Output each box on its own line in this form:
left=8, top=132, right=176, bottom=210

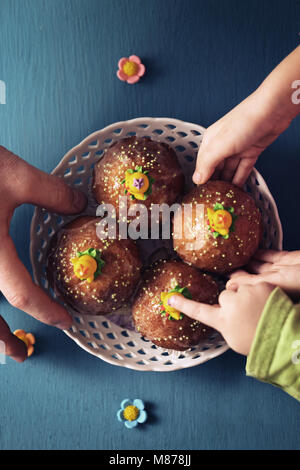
left=0, top=0, right=300, bottom=450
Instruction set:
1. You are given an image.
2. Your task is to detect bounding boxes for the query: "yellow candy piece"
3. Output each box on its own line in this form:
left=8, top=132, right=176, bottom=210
left=161, top=292, right=184, bottom=320
left=14, top=329, right=35, bottom=357
left=123, top=61, right=139, bottom=77
left=123, top=405, right=139, bottom=421
left=207, top=208, right=232, bottom=236
left=71, top=254, right=98, bottom=283
left=125, top=171, right=149, bottom=200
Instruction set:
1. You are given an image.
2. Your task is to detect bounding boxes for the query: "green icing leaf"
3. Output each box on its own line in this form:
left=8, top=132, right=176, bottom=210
left=213, top=203, right=224, bottom=211
left=169, top=285, right=192, bottom=300
left=209, top=204, right=238, bottom=239
left=126, top=168, right=134, bottom=174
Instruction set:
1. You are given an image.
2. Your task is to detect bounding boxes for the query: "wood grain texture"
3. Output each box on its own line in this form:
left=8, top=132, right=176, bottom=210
left=0, top=0, right=300, bottom=450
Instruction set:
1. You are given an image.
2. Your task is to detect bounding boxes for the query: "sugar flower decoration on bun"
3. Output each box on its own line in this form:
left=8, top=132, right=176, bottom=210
left=207, top=203, right=237, bottom=239
left=160, top=285, right=192, bottom=321
left=71, top=248, right=105, bottom=283
left=117, top=55, right=146, bottom=84
left=121, top=165, right=154, bottom=200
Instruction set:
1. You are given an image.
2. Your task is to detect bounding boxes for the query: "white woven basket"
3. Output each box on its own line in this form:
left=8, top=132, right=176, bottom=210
left=30, top=117, right=283, bottom=371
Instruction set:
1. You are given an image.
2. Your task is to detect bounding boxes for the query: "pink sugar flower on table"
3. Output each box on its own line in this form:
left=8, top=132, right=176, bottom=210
left=117, top=55, right=146, bottom=84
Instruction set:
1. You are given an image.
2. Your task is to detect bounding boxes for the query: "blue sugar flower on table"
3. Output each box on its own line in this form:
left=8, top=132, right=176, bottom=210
left=117, top=399, right=147, bottom=429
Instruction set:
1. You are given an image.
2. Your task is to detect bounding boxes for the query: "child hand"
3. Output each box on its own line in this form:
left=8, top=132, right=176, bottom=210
left=168, top=282, right=275, bottom=355
left=0, top=146, right=87, bottom=362
left=227, top=249, right=300, bottom=301
left=193, top=90, right=291, bottom=186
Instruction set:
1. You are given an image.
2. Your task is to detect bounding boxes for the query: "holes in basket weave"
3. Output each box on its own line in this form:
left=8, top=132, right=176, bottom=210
left=56, top=216, right=64, bottom=226
left=126, top=131, right=136, bottom=137
left=64, top=168, right=72, bottom=177
left=76, top=165, right=85, bottom=174
left=177, top=131, right=187, bottom=138
left=165, top=136, right=175, bottom=142
left=175, top=145, right=186, bottom=152
left=113, top=128, right=122, bottom=134
left=73, top=178, right=83, bottom=186
left=127, top=341, right=135, bottom=347
left=43, top=212, right=51, bottom=224
left=89, top=140, right=99, bottom=148
left=106, top=332, right=116, bottom=340
left=138, top=124, right=149, bottom=129
left=95, top=149, right=104, bottom=157
left=153, top=129, right=163, bottom=135
left=104, top=138, right=112, bottom=144
left=121, top=330, right=129, bottom=337
left=111, top=353, right=123, bottom=360
left=114, top=344, right=125, bottom=350
left=185, top=155, right=194, bottom=163
left=81, top=151, right=90, bottom=159
left=149, top=356, right=158, bottom=361
left=101, top=321, right=109, bottom=329
left=190, top=129, right=201, bottom=136
left=165, top=124, right=176, bottom=130
left=188, top=141, right=198, bottom=149
left=68, top=155, right=77, bottom=164
left=93, top=333, right=102, bottom=340
left=79, top=329, right=88, bottom=338
left=125, top=352, right=135, bottom=358
left=137, top=349, right=146, bottom=355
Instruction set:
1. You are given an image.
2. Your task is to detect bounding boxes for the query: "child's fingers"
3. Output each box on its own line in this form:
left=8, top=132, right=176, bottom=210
left=211, top=161, right=225, bottom=180
left=247, top=259, right=276, bottom=274
left=0, top=316, right=28, bottom=362
left=193, top=137, right=235, bottom=185
left=232, top=156, right=257, bottom=187
left=0, top=234, right=72, bottom=330
left=226, top=271, right=257, bottom=289
left=253, top=249, right=300, bottom=266
left=168, top=295, right=220, bottom=329
left=227, top=271, right=281, bottom=289
left=220, top=155, right=240, bottom=182
left=228, top=269, right=249, bottom=279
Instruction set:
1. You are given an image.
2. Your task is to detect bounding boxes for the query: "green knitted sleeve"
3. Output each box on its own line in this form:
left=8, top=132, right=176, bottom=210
left=246, top=287, right=300, bottom=401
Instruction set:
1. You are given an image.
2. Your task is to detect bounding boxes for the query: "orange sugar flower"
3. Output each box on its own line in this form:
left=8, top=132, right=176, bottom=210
left=117, top=55, right=146, bottom=84
left=14, top=329, right=35, bottom=357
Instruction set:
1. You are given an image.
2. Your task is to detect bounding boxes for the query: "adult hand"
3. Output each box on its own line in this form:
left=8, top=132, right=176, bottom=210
left=0, top=146, right=87, bottom=362
left=168, top=282, right=275, bottom=356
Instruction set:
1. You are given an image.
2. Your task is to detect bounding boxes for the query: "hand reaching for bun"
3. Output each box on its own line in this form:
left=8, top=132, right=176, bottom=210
left=227, top=249, right=300, bottom=302
left=0, top=146, right=87, bottom=362
left=193, top=45, right=300, bottom=186
left=168, top=281, right=276, bottom=356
